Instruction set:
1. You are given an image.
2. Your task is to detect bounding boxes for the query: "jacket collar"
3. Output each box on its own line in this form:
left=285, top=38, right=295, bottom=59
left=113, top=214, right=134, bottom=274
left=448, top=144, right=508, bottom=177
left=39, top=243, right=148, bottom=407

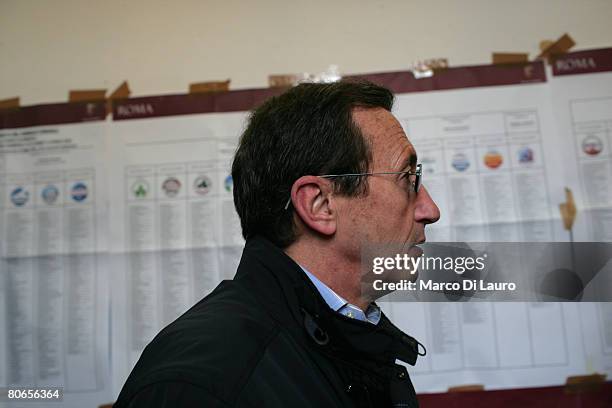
left=234, top=235, right=423, bottom=367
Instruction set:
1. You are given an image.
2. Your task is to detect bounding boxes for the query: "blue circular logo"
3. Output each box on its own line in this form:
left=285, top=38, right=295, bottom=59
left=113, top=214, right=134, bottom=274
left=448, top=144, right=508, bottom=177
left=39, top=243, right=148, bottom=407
left=71, top=182, right=88, bottom=202
left=10, top=187, right=29, bottom=207
left=518, top=147, right=534, bottom=163
left=224, top=175, right=233, bottom=192
left=451, top=153, right=470, bottom=172
left=41, top=185, right=60, bottom=205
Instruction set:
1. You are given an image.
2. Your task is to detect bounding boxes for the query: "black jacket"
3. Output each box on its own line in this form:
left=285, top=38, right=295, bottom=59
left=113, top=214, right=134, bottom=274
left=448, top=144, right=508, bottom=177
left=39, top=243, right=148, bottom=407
left=114, top=236, right=423, bottom=408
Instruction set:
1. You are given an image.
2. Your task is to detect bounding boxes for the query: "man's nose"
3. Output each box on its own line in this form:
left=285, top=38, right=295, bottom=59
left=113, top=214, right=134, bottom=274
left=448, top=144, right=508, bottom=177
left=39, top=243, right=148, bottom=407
left=414, top=186, right=440, bottom=225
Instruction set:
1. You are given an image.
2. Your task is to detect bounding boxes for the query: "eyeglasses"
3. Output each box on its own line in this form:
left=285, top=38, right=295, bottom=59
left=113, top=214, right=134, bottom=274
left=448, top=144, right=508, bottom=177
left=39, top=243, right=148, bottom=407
left=284, top=163, right=422, bottom=210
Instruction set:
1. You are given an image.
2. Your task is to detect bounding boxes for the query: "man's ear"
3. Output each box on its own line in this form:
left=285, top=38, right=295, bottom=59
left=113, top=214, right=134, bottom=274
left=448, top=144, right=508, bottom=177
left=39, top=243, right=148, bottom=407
left=289, top=176, right=336, bottom=236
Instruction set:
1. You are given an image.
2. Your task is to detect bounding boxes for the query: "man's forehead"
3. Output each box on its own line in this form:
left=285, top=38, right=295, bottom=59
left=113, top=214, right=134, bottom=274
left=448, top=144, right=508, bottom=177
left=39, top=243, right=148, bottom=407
left=352, top=107, right=416, bottom=168
left=353, top=108, right=405, bottom=141
left=352, top=107, right=396, bottom=129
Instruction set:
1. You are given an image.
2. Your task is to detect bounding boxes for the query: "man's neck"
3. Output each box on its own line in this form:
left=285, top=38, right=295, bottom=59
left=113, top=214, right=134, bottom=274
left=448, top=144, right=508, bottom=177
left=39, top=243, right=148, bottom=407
left=285, top=240, right=370, bottom=311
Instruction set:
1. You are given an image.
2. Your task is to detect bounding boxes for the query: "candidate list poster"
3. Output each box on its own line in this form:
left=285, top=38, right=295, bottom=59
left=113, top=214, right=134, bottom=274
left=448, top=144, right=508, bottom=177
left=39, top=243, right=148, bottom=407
left=0, top=102, right=111, bottom=407
left=549, top=47, right=612, bottom=378
left=108, top=93, right=262, bottom=397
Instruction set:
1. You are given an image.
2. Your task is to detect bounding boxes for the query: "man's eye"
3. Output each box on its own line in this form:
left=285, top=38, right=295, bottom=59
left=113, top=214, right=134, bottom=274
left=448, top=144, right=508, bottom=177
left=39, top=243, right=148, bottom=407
left=400, top=173, right=415, bottom=188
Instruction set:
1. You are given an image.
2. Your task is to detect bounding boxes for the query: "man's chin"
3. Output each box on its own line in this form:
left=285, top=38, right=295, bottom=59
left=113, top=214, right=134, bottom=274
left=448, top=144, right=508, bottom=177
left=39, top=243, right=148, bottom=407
left=408, top=244, right=423, bottom=258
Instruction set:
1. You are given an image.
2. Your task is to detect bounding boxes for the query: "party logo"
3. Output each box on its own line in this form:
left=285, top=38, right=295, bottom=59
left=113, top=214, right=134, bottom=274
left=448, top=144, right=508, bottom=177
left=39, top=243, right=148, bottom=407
left=132, top=180, right=149, bottom=199
left=451, top=153, right=470, bottom=172
left=10, top=187, right=29, bottom=207
left=71, top=182, right=88, bottom=202
left=194, top=176, right=212, bottom=195
left=582, top=135, right=603, bottom=156
left=484, top=150, right=503, bottom=169
left=518, top=147, right=534, bottom=163
left=162, top=177, right=181, bottom=197
left=224, top=175, right=233, bottom=192
left=41, top=185, right=59, bottom=205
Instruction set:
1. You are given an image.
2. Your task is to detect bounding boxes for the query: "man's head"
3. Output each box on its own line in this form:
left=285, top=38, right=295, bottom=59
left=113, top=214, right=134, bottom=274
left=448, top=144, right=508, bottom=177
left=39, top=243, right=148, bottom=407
left=232, top=81, right=439, bottom=254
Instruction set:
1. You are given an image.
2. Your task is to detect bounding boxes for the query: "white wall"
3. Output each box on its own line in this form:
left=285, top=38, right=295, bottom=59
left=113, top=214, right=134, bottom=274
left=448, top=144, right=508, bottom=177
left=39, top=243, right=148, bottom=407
left=1, top=0, right=612, bottom=105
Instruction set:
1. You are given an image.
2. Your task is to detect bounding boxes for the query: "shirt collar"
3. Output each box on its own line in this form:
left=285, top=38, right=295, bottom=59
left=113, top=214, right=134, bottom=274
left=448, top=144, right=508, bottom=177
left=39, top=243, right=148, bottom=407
left=301, top=266, right=381, bottom=325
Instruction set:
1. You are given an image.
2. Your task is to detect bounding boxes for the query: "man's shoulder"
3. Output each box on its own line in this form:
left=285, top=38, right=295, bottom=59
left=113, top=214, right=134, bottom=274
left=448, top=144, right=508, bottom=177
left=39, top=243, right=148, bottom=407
left=116, top=280, right=281, bottom=405
left=159, top=279, right=280, bottom=353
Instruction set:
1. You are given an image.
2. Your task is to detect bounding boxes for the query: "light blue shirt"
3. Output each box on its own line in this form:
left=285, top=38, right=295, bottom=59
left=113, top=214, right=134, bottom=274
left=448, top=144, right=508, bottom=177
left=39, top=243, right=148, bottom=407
left=301, top=266, right=381, bottom=325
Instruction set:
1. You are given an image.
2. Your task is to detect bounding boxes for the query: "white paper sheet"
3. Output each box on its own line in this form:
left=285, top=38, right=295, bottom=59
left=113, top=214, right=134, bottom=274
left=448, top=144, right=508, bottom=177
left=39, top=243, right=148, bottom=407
left=0, top=121, right=111, bottom=407
left=108, top=112, right=247, bottom=397
left=548, top=49, right=612, bottom=378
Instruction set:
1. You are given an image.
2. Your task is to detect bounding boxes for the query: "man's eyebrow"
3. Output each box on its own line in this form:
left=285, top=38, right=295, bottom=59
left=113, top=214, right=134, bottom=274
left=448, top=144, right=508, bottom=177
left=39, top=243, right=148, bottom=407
left=400, top=153, right=418, bottom=171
